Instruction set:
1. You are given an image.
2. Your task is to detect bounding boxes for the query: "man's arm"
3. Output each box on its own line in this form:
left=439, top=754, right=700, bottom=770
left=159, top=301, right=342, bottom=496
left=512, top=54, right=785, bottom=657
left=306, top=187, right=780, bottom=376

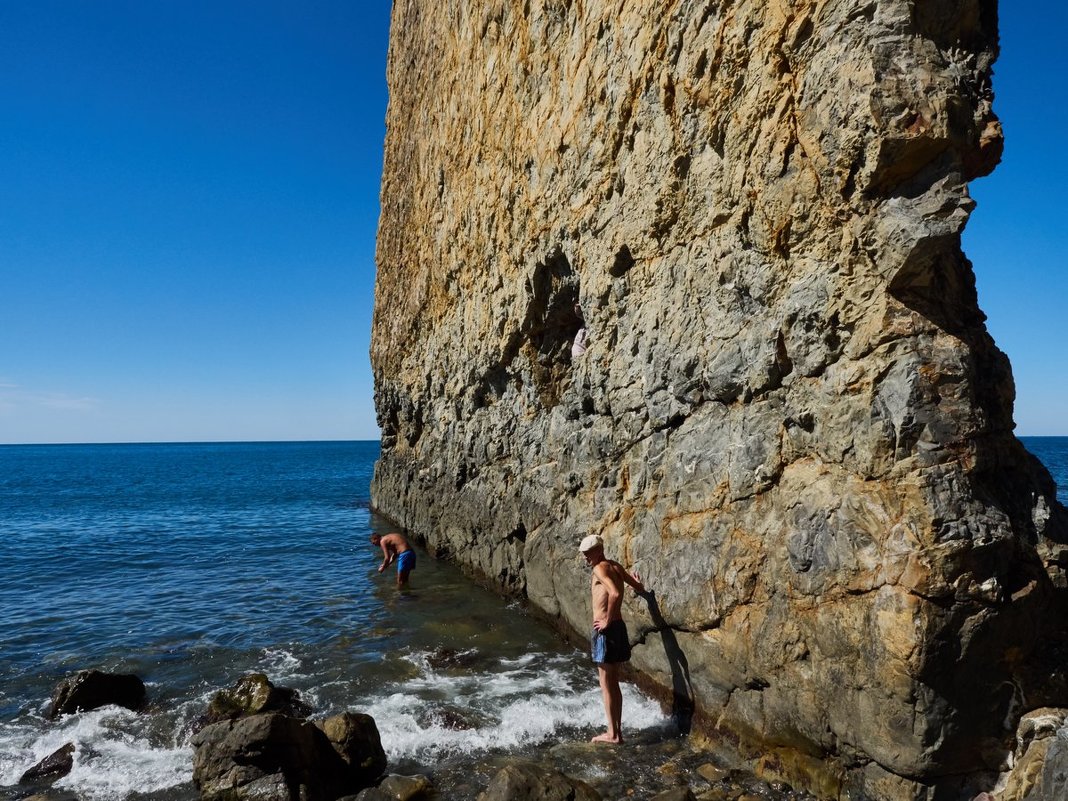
left=377, top=542, right=395, bottom=573
left=621, top=566, right=646, bottom=595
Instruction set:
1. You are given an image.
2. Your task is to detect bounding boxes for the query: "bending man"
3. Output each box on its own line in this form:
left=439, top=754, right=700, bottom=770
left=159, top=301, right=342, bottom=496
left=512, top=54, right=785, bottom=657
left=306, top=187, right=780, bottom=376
left=370, top=531, right=416, bottom=588
left=580, top=533, right=645, bottom=743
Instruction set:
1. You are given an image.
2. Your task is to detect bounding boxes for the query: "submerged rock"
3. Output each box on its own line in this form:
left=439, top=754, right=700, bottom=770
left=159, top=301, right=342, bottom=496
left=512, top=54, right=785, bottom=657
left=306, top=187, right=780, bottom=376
left=371, top=1, right=1068, bottom=799
left=424, top=646, right=486, bottom=671
left=419, top=703, right=489, bottom=731
left=49, top=670, right=145, bottom=718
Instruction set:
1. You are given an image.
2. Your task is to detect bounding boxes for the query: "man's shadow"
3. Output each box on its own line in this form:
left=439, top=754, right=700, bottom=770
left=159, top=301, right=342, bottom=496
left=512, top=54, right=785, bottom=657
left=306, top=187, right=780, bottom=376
left=638, top=589, right=695, bottom=735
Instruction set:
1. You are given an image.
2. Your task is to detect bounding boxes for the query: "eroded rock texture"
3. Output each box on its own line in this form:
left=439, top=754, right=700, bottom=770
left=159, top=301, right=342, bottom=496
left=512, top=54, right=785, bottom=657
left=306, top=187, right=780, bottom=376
left=371, top=1, right=1068, bottom=798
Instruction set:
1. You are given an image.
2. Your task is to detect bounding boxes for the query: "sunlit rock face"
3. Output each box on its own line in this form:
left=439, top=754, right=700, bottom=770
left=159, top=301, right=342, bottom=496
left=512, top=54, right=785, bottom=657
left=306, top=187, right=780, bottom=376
left=371, top=1, right=1068, bottom=797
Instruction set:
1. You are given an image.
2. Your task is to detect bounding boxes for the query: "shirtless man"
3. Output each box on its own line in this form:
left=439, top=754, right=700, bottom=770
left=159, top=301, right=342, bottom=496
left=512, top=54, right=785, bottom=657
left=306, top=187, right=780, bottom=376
left=580, top=533, right=645, bottom=743
left=370, top=532, right=415, bottom=587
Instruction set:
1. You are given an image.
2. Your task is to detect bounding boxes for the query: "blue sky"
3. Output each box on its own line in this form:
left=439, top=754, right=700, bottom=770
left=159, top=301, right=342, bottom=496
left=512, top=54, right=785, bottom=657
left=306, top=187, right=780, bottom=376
left=963, top=4, right=1068, bottom=436
left=0, top=3, right=1063, bottom=443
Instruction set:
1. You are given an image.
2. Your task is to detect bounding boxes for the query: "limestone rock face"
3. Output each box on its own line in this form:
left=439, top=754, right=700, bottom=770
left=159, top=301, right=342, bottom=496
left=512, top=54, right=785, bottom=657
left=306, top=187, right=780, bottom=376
left=371, top=1, right=1068, bottom=798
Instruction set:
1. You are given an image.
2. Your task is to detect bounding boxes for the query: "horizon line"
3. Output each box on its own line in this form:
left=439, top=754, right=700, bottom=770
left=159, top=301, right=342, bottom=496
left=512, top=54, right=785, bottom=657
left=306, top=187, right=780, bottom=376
left=0, top=438, right=382, bottom=447
left=1, top=434, right=1066, bottom=448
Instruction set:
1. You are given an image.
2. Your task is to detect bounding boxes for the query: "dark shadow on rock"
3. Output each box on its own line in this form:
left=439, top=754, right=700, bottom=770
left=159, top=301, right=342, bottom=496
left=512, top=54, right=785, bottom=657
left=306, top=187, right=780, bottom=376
left=640, top=590, right=695, bottom=735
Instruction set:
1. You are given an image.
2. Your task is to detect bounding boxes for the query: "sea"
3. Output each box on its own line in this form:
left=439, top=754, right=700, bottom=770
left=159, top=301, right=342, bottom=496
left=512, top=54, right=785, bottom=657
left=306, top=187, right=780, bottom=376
left=0, top=438, right=1065, bottom=801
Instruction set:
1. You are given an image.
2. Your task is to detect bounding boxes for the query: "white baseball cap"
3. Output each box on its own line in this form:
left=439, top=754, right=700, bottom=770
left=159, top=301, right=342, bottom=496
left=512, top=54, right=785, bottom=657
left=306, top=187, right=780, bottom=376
left=579, top=534, right=603, bottom=553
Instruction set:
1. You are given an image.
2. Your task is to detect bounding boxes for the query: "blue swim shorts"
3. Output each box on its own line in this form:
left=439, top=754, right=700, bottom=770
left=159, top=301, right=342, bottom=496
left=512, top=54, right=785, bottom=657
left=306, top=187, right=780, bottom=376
left=591, top=619, right=631, bottom=664
left=396, top=549, right=416, bottom=574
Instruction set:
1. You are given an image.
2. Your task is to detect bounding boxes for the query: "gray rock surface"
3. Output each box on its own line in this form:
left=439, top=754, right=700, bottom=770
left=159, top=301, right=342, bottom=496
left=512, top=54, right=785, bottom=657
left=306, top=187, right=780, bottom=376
left=191, top=713, right=338, bottom=801
left=371, top=1, right=1068, bottom=799
left=191, top=711, right=385, bottom=801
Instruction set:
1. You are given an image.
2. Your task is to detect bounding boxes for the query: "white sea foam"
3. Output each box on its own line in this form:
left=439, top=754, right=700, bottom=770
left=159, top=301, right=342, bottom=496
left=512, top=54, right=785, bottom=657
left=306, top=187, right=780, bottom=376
left=259, top=647, right=305, bottom=681
left=498, top=653, right=539, bottom=668
left=0, top=650, right=667, bottom=798
left=57, top=737, right=191, bottom=799
left=0, top=706, right=192, bottom=800
left=366, top=649, right=667, bottom=763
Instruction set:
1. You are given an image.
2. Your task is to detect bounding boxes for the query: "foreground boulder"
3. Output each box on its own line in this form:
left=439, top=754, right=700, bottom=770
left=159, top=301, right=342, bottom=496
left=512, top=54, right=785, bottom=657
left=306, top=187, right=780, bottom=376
left=316, top=712, right=388, bottom=790
left=200, top=672, right=312, bottom=729
left=192, top=711, right=386, bottom=801
left=19, top=742, right=75, bottom=785
left=49, top=670, right=145, bottom=718
left=476, top=762, right=600, bottom=801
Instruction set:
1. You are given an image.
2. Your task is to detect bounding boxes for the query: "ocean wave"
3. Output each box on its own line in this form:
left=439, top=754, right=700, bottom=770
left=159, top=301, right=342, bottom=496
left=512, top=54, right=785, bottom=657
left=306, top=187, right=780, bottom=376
left=0, top=706, right=192, bottom=800
left=364, top=649, right=667, bottom=764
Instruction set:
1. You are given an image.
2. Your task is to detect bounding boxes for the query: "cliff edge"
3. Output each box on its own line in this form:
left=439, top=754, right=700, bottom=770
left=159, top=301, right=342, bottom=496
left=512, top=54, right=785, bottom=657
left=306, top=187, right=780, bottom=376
left=371, top=1, right=1068, bottom=798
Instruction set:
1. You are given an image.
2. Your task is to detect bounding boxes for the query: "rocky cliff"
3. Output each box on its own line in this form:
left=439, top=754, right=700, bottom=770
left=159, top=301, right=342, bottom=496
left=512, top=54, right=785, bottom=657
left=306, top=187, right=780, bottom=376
left=370, top=1, right=1068, bottom=798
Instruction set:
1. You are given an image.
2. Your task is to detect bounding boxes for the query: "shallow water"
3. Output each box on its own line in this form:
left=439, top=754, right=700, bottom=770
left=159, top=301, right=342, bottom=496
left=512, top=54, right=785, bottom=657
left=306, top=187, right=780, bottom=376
left=0, top=442, right=671, bottom=800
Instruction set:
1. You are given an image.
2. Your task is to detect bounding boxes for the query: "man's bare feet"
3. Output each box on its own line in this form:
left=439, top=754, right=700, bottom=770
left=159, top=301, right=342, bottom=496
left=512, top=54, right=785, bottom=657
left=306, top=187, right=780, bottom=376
left=590, top=732, right=623, bottom=744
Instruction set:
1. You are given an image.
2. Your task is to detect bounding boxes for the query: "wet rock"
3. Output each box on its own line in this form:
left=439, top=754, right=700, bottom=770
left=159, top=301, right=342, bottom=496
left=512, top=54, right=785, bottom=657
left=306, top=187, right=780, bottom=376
left=476, top=761, right=601, bottom=801
left=49, top=670, right=145, bottom=718
left=424, top=646, right=485, bottom=670
left=20, top=792, right=80, bottom=801
left=191, top=712, right=349, bottom=801
left=315, top=712, right=388, bottom=790
left=651, top=788, right=695, bottom=801
left=19, top=742, right=75, bottom=784
left=352, top=773, right=433, bottom=800
left=696, top=764, right=728, bottom=784
left=419, top=703, right=486, bottom=731
left=199, top=672, right=312, bottom=729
